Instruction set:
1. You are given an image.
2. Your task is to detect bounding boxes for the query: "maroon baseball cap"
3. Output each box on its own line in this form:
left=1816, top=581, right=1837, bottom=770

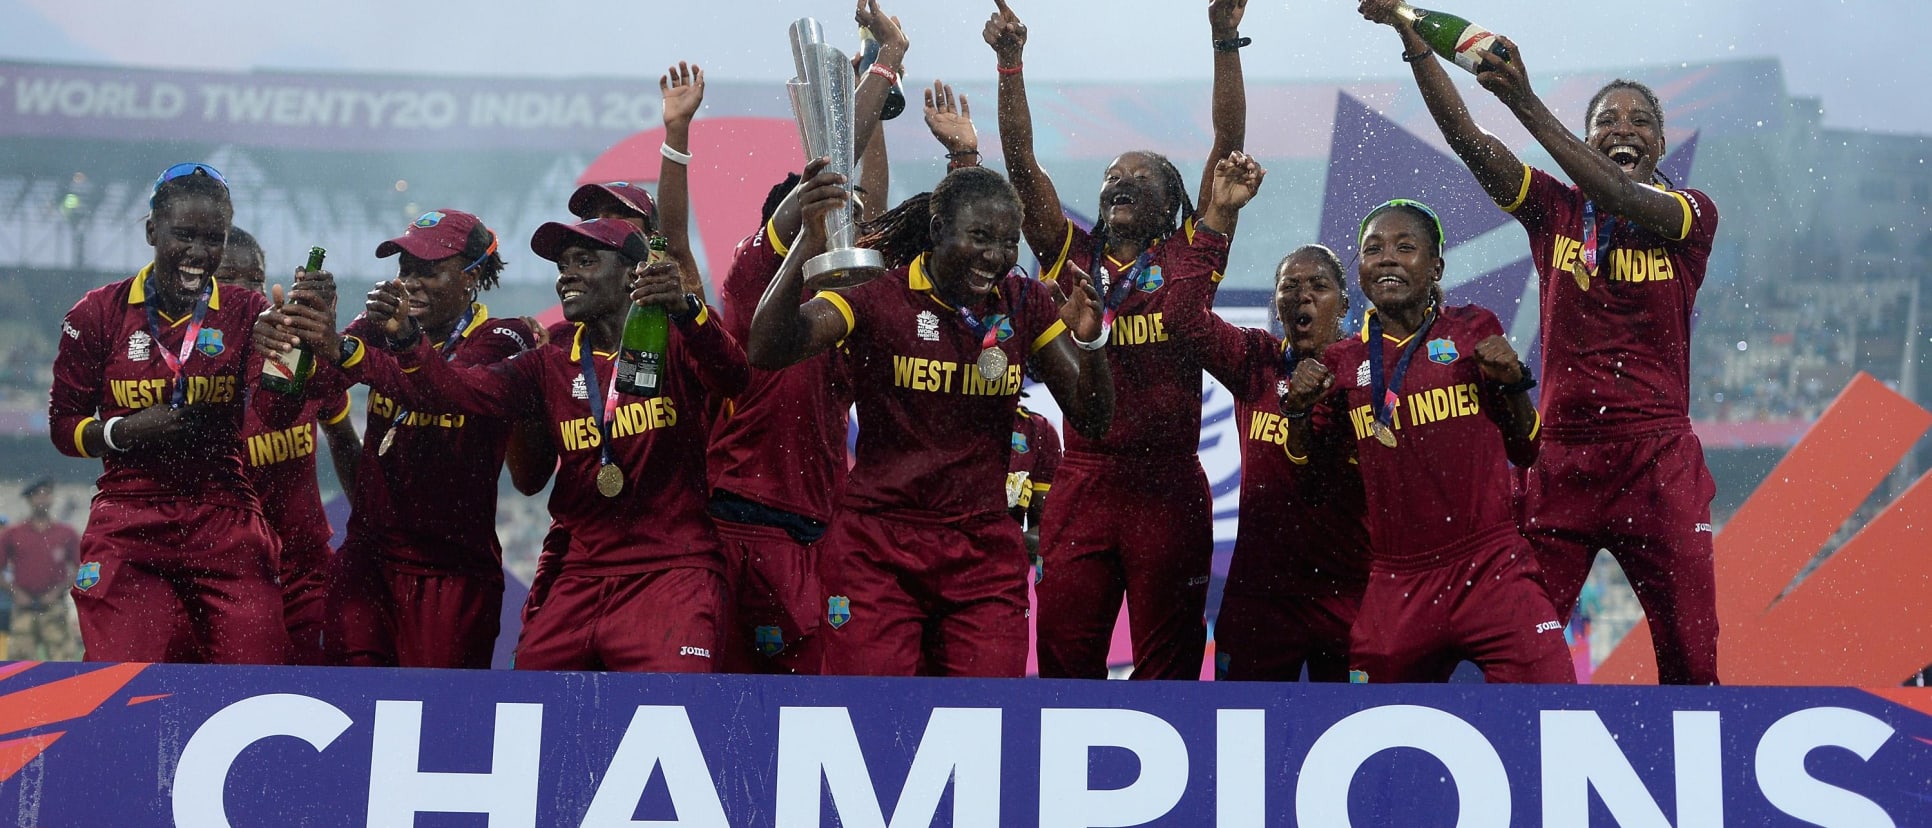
left=530, top=218, right=652, bottom=263
left=376, top=209, right=485, bottom=260
left=568, top=182, right=657, bottom=225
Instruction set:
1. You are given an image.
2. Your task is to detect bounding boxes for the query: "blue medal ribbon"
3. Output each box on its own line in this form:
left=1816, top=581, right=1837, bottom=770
left=576, top=330, right=622, bottom=474
left=1366, top=305, right=1438, bottom=436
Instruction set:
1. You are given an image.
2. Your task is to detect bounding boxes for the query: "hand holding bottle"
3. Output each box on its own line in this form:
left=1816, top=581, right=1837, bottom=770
left=1470, top=35, right=1531, bottom=107
left=628, top=259, right=687, bottom=312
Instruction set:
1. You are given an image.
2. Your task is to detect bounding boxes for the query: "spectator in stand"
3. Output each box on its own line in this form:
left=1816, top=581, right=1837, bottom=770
left=3, top=480, right=83, bottom=660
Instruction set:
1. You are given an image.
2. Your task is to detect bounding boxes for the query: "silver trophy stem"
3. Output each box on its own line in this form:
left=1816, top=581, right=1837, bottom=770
left=789, top=17, right=886, bottom=289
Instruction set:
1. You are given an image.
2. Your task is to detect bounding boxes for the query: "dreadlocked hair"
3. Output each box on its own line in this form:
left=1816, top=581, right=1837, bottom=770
left=856, top=167, right=1021, bottom=270
left=762, top=173, right=803, bottom=227
left=151, top=169, right=231, bottom=216
left=461, top=223, right=506, bottom=291
left=1089, top=151, right=1194, bottom=271
left=1586, top=79, right=1675, bottom=188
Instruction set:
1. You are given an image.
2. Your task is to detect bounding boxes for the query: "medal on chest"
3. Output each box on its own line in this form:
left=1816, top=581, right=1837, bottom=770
left=596, top=463, right=625, bottom=498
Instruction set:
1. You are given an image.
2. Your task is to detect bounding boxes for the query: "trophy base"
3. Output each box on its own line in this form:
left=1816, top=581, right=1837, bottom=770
left=804, top=247, right=887, bottom=290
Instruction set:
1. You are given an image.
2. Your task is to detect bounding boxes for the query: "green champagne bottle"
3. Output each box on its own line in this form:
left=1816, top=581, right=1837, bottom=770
left=262, top=246, right=325, bottom=395
left=613, top=236, right=671, bottom=397
left=1396, top=2, right=1512, bottom=76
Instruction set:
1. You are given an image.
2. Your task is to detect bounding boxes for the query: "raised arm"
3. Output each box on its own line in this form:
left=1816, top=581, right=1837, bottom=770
left=1030, top=262, right=1113, bottom=440
left=857, top=112, right=890, bottom=223
left=746, top=160, right=863, bottom=370
left=1198, top=0, right=1249, bottom=206
left=658, top=61, right=707, bottom=299
left=853, top=0, right=909, bottom=160
left=1469, top=37, right=1688, bottom=237
left=1359, top=0, right=1522, bottom=206
left=985, top=0, right=1068, bottom=258
left=924, top=81, right=981, bottom=171
left=1195, top=151, right=1265, bottom=243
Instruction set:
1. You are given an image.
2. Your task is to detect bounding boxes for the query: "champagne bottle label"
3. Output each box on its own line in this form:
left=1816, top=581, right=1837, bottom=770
left=1446, top=23, right=1501, bottom=74
left=614, top=348, right=664, bottom=397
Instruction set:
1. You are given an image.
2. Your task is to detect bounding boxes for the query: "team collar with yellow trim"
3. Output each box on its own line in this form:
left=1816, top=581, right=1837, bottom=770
left=908, top=254, right=1009, bottom=312
left=569, top=323, right=614, bottom=361
left=127, top=263, right=222, bottom=310
left=436, top=302, right=489, bottom=347
left=1358, top=305, right=1433, bottom=347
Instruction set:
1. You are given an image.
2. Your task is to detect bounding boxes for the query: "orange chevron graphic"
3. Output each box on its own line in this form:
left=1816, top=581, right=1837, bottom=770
left=0, top=661, right=148, bottom=782
left=1596, top=374, right=1932, bottom=684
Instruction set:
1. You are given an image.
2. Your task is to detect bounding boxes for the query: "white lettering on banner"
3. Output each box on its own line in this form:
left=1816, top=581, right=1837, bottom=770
left=1755, top=707, right=1897, bottom=828
left=1216, top=710, right=1266, bottom=828
left=1038, top=708, right=1189, bottom=827
left=365, top=700, right=543, bottom=828
left=13, top=77, right=185, bottom=119
left=1296, top=705, right=1512, bottom=828
left=1540, top=710, right=1724, bottom=827
left=172, top=694, right=354, bottom=828
left=581, top=706, right=728, bottom=827
left=774, top=706, right=1002, bottom=828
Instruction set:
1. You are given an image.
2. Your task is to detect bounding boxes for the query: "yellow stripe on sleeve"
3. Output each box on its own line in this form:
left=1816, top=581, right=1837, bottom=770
left=325, top=394, right=353, bottom=425
left=816, top=291, right=857, bottom=339
left=1041, top=219, right=1075, bottom=282
left=1499, top=164, right=1533, bottom=213
left=338, top=336, right=368, bottom=370
left=1030, top=319, right=1068, bottom=354
left=766, top=220, right=791, bottom=257
left=1283, top=442, right=1310, bottom=466
left=1526, top=409, right=1542, bottom=442
left=1668, top=190, right=1694, bottom=241
left=691, top=304, right=711, bottom=327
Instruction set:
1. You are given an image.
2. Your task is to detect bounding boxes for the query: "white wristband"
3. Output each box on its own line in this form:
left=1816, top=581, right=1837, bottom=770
left=659, top=142, right=692, bottom=166
left=101, top=416, right=126, bottom=452
left=1072, top=321, right=1111, bottom=351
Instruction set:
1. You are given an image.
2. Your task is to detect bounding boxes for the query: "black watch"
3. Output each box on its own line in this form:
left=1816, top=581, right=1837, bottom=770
left=336, top=336, right=362, bottom=367
left=1496, top=363, right=1537, bottom=395
left=671, top=293, right=702, bottom=323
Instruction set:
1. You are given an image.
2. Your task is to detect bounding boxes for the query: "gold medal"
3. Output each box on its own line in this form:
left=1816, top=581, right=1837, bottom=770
left=1570, top=262, right=1593, bottom=293
left=976, top=347, right=1008, bottom=382
left=1371, top=420, right=1398, bottom=448
left=377, top=428, right=396, bottom=456
left=596, top=464, right=624, bottom=498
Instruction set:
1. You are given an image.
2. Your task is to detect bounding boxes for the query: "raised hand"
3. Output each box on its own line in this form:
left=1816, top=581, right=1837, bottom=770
left=1210, top=150, right=1268, bottom=210
left=363, top=279, right=413, bottom=341
left=1357, top=0, right=1403, bottom=26
left=660, top=62, right=705, bottom=129
left=857, top=0, right=908, bottom=62
left=794, top=157, right=851, bottom=258
left=1473, top=334, right=1526, bottom=385
left=1472, top=36, right=1532, bottom=106
left=629, top=260, right=688, bottom=312
left=1057, top=260, right=1103, bottom=342
left=1208, top=0, right=1247, bottom=37
left=1281, top=358, right=1334, bottom=414
left=983, top=0, right=1027, bottom=66
left=923, top=81, right=978, bottom=156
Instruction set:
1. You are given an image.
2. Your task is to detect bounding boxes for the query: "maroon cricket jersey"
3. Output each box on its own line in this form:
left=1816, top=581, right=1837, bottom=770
left=1006, top=406, right=1062, bottom=514
left=1319, top=305, right=1539, bottom=566
left=1201, top=321, right=1370, bottom=596
left=335, top=307, right=533, bottom=574
left=240, top=389, right=351, bottom=561
left=1502, top=165, right=1718, bottom=441
left=816, top=256, right=1068, bottom=520
left=1041, top=216, right=1228, bottom=459
left=709, top=223, right=850, bottom=522
left=346, top=305, right=747, bottom=576
left=0, top=521, right=80, bottom=595
left=49, top=266, right=284, bottom=509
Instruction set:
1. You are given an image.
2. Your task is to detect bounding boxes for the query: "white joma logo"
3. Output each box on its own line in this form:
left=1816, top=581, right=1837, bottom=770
left=1535, top=621, right=1563, bottom=634
left=679, top=646, right=711, bottom=658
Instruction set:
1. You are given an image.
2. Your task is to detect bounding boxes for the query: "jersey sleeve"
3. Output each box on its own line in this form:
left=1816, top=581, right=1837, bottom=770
left=675, top=302, right=750, bottom=398
left=1041, top=219, right=1094, bottom=293
left=1468, top=308, right=1540, bottom=468
left=1670, top=187, right=1719, bottom=289
left=348, top=338, right=546, bottom=421
left=455, top=317, right=535, bottom=367
left=48, top=292, right=110, bottom=458
left=1199, top=321, right=1278, bottom=404
left=720, top=229, right=785, bottom=342
left=1019, top=277, right=1069, bottom=354
left=1500, top=165, right=1572, bottom=239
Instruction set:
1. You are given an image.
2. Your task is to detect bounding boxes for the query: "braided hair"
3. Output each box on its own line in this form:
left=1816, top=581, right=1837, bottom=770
left=856, top=166, right=1021, bottom=270
left=1089, top=151, right=1194, bottom=273
left=461, top=223, right=506, bottom=292
left=1586, top=79, right=1675, bottom=189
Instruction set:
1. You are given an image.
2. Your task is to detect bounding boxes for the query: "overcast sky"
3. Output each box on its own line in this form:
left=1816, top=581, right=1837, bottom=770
left=0, top=0, right=1922, bottom=135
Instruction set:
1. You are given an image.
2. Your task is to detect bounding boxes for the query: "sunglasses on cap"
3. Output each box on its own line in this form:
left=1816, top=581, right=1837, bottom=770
left=150, top=162, right=229, bottom=208
left=1358, top=198, right=1445, bottom=257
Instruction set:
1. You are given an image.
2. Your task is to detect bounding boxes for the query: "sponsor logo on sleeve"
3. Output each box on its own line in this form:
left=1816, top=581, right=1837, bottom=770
left=63, top=321, right=81, bottom=340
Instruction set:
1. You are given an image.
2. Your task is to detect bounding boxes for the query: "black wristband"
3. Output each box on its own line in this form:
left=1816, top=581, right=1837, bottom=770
left=1496, top=364, right=1537, bottom=395
left=670, top=293, right=702, bottom=323
left=1282, top=405, right=1313, bottom=420
left=386, top=323, right=422, bottom=351
left=945, top=149, right=981, bottom=158
left=1214, top=36, right=1251, bottom=52
left=1402, top=47, right=1433, bottom=63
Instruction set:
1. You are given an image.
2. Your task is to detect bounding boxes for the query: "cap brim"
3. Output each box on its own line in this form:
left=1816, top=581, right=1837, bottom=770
left=375, top=234, right=459, bottom=260
left=568, top=183, right=656, bottom=223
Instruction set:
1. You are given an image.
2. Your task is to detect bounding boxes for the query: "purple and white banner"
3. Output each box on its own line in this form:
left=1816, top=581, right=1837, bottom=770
left=0, top=661, right=1927, bottom=826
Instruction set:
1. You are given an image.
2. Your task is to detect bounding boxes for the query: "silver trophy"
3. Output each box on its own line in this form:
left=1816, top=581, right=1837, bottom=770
left=789, top=17, right=886, bottom=289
